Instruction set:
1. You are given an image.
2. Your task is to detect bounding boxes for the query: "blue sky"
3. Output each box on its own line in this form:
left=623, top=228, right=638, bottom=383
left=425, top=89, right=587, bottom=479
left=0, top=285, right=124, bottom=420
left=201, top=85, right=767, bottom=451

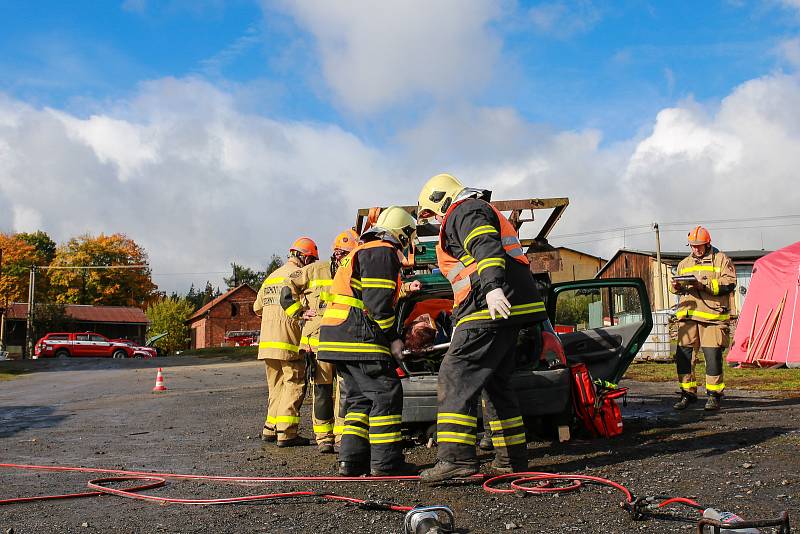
left=1, top=1, right=800, bottom=291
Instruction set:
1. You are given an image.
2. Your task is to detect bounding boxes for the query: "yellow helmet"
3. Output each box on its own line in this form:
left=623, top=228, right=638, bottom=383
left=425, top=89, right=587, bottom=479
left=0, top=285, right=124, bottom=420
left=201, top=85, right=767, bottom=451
left=417, top=173, right=465, bottom=218
left=372, top=206, right=417, bottom=249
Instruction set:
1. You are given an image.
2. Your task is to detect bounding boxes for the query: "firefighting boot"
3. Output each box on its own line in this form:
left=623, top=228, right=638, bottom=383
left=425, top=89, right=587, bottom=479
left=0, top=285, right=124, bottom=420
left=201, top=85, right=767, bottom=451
left=673, top=392, right=698, bottom=411
left=704, top=393, right=722, bottom=411
left=419, top=461, right=479, bottom=483
left=317, top=442, right=335, bottom=454
left=370, top=461, right=419, bottom=477
left=484, top=458, right=528, bottom=476
left=261, top=426, right=277, bottom=443
left=478, top=432, right=494, bottom=451
left=338, top=461, right=369, bottom=477
left=276, top=436, right=310, bottom=448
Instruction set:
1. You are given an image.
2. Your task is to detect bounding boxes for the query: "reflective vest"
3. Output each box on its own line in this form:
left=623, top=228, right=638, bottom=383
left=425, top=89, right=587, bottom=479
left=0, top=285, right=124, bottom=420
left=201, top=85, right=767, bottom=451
left=436, top=199, right=529, bottom=306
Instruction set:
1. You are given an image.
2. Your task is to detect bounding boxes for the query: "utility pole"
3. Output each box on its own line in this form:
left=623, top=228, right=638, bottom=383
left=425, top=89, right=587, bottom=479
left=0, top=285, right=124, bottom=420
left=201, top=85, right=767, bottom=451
left=653, top=222, right=664, bottom=310
left=25, top=266, right=36, bottom=359
left=0, top=248, right=5, bottom=351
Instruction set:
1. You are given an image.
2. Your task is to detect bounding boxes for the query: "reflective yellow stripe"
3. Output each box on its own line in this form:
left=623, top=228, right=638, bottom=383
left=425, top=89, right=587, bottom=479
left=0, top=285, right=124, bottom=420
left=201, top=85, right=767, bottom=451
left=342, top=425, right=369, bottom=439
left=262, top=276, right=285, bottom=287
left=438, top=412, right=478, bottom=423
left=333, top=425, right=344, bottom=434
left=369, top=414, right=402, bottom=426
left=711, top=279, right=720, bottom=295
left=459, top=254, right=475, bottom=267
left=491, top=432, right=526, bottom=447
left=319, top=291, right=333, bottom=302
left=265, top=416, right=277, bottom=425
left=369, top=432, right=402, bottom=444
left=437, top=417, right=478, bottom=427
left=488, top=416, right=524, bottom=431
left=706, top=383, right=725, bottom=391
left=284, top=301, right=302, bottom=317
left=437, top=431, right=477, bottom=445
left=318, top=341, right=390, bottom=355
left=309, top=279, right=332, bottom=288
left=350, top=278, right=363, bottom=290
left=477, top=257, right=506, bottom=274
left=680, top=381, right=698, bottom=389
left=323, top=308, right=350, bottom=320
left=374, top=315, right=396, bottom=330
left=675, top=309, right=730, bottom=321
left=259, top=341, right=300, bottom=352
left=361, top=277, right=397, bottom=290
left=456, top=301, right=546, bottom=327
left=330, top=294, right=365, bottom=309
left=345, top=412, right=369, bottom=423
left=274, top=415, right=301, bottom=424
left=463, top=225, right=499, bottom=251
left=300, top=336, right=320, bottom=348
left=313, top=423, right=334, bottom=433
left=679, top=265, right=721, bottom=275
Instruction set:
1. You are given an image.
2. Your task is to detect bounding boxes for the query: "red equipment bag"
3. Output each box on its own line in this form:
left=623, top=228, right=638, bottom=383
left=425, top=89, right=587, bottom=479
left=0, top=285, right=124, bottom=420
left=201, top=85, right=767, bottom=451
left=570, top=363, right=627, bottom=438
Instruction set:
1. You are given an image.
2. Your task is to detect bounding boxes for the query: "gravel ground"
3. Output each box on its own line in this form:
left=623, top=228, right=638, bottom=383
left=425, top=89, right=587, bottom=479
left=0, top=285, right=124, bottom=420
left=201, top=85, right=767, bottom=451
left=1, top=356, right=798, bottom=533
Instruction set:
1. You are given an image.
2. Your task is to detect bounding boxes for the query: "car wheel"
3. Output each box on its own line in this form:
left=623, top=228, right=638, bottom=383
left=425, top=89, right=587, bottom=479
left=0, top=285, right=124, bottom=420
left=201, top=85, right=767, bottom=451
left=112, top=350, right=127, bottom=359
left=55, top=350, right=70, bottom=359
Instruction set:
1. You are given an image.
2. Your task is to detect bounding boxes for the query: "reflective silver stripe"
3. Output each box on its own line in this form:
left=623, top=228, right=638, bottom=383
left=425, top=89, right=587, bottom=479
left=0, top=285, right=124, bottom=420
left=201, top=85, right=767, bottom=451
left=451, top=277, right=471, bottom=294
left=446, top=262, right=465, bottom=283
left=501, top=236, right=520, bottom=246
left=506, top=247, right=524, bottom=258
left=501, top=236, right=525, bottom=258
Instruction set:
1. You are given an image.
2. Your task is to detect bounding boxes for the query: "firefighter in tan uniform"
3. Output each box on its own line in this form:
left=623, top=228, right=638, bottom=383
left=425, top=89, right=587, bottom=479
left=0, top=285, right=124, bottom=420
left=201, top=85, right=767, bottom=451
left=254, top=237, right=318, bottom=447
left=669, top=226, right=736, bottom=411
left=287, top=229, right=359, bottom=454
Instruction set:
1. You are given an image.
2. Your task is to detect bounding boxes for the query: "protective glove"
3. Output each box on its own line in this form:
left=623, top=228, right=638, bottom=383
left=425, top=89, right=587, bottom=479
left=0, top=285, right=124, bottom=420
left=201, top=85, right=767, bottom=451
left=485, top=287, right=511, bottom=320
left=390, top=339, right=405, bottom=361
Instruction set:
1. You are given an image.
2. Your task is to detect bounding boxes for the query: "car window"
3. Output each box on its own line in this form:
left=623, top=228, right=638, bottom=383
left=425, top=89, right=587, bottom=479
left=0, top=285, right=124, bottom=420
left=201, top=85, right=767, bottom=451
left=554, top=286, right=644, bottom=331
left=89, top=334, right=107, bottom=342
left=48, top=334, right=69, bottom=341
left=76, top=334, right=90, bottom=342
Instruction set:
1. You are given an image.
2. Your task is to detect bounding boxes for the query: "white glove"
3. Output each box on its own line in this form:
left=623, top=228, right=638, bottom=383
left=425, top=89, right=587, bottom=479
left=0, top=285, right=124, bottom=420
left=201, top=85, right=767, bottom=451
left=390, top=339, right=405, bottom=361
left=485, top=287, right=511, bottom=320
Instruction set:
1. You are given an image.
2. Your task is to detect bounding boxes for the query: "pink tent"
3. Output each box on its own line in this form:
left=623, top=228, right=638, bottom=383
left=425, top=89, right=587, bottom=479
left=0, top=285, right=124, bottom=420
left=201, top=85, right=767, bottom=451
left=728, top=242, right=800, bottom=368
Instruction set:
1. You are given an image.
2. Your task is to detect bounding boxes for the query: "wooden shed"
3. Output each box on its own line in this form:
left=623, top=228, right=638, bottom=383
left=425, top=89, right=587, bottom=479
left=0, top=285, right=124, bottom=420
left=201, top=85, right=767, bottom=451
left=185, top=284, right=260, bottom=349
left=550, top=247, right=607, bottom=283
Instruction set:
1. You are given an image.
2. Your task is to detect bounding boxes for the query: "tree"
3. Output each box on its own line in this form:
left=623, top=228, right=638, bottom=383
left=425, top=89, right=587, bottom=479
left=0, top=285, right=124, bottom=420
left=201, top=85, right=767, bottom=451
left=264, top=254, right=283, bottom=277
left=223, top=263, right=266, bottom=290
left=32, top=302, right=74, bottom=341
left=0, top=232, right=55, bottom=304
left=185, top=281, right=221, bottom=311
left=48, top=233, right=158, bottom=308
left=146, top=297, right=195, bottom=354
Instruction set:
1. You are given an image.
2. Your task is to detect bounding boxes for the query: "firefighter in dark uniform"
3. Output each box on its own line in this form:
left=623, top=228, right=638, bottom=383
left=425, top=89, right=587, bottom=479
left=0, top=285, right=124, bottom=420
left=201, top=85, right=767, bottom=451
left=318, top=207, right=418, bottom=476
left=417, top=173, right=549, bottom=482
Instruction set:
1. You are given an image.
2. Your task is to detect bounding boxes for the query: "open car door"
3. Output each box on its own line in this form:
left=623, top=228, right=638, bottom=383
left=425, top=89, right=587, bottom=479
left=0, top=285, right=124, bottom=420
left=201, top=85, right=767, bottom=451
left=547, top=278, right=653, bottom=386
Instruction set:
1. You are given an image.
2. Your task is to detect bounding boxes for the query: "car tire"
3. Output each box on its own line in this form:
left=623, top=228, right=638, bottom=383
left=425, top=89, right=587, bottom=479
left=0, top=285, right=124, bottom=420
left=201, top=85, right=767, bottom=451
left=55, top=350, right=70, bottom=359
left=112, top=350, right=127, bottom=359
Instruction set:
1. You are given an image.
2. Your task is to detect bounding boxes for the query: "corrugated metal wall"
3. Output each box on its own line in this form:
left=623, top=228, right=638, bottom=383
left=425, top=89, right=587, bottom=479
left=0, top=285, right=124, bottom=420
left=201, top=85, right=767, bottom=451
left=597, top=252, right=655, bottom=305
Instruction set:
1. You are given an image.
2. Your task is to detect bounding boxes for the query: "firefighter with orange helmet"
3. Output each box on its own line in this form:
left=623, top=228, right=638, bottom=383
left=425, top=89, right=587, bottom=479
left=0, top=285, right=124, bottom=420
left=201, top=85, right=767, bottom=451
left=669, top=226, right=736, bottom=411
left=286, top=229, right=360, bottom=454
left=253, top=237, right=318, bottom=447
left=318, top=207, right=418, bottom=477
left=416, top=173, right=549, bottom=483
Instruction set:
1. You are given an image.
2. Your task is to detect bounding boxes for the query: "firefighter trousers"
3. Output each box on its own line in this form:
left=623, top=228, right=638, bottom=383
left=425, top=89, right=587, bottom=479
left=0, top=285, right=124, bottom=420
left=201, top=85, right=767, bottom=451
left=675, top=320, right=729, bottom=396
left=436, top=326, right=527, bottom=469
left=262, top=358, right=307, bottom=441
left=305, top=350, right=336, bottom=445
left=337, top=360, right=404, bottom=472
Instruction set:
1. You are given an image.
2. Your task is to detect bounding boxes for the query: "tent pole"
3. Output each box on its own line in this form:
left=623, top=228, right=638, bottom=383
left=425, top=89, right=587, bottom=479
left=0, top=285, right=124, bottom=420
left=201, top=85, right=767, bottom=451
left=787, top=266, right=799, bottom=362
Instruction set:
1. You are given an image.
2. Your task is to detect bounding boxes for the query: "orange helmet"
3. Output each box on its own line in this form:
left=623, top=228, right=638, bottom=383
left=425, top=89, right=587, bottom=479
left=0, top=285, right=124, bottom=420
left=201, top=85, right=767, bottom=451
left=333, top=229, right=359, bottom=252
left=290, top=237, right=319, bottom=259
left=687, top=226, right=711, bottom=246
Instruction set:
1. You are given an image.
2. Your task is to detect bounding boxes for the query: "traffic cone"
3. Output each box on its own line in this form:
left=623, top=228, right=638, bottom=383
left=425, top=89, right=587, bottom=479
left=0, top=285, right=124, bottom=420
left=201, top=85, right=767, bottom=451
left=152, top=368, right=167, bottom=392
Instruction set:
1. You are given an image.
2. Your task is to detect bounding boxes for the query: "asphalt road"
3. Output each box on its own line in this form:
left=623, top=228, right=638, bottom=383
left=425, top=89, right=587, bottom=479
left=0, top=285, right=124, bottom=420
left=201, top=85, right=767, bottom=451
left=1, top=356, right=798, bottom=533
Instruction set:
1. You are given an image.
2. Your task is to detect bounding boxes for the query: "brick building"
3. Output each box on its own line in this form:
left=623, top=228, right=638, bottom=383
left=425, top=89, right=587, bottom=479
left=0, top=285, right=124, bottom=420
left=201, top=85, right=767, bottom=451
left=186, top=284, right=260, bottom=349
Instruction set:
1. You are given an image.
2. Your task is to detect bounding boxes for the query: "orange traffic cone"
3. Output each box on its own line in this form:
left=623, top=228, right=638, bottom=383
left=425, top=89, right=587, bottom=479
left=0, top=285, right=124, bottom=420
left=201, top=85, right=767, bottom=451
left=152, top=368, right=167, bottom=392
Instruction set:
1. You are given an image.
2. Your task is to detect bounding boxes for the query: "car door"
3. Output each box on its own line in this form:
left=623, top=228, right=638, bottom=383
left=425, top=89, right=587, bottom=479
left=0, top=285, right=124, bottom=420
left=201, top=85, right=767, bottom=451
left=89, top=334, right=112, bottom=357
left=547, top=278, right=653, bottom=386
left=73, top=333, right=92, bottom=357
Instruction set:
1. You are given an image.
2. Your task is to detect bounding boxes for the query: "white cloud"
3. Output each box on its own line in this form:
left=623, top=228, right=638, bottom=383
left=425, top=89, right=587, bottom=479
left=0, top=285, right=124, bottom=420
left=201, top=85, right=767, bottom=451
left=2, top=73, right=800, bottom=294
left=528, top=1, right=602, bottom=38
left=270, top=0, right=502, bottom=115
left=776, top=37, right=800, bottom=69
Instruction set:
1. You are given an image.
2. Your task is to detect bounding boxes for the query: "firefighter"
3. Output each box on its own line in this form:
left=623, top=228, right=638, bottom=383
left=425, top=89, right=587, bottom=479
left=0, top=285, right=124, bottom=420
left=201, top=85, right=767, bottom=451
left=670, top=226, right=736, bottom=411
left=288, top=229, right=360, bottom=454
left=318, top=207, right=417, bottom=477
left=416, top=173, right=549, bottom=483
left=254, top=237, right=318, bottom=447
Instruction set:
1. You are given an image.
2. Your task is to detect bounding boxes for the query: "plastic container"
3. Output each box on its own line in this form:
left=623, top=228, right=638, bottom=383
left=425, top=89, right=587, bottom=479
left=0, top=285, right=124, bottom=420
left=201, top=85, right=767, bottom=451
left=702, top=508, right=761, bottom=533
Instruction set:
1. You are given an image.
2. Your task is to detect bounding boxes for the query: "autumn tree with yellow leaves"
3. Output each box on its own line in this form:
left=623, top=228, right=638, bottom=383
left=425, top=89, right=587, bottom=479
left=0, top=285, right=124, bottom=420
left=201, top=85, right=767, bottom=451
left=0, top=231, right=57, bottom=304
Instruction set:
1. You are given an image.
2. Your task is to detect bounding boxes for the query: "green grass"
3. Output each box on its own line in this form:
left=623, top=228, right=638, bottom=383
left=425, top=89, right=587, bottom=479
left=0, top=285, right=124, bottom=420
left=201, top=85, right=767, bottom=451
left=0, top=369, right=30, bottom=381
left=624, top=361, right=800, bottom=391
left=180, top=346, right=257, bottom=360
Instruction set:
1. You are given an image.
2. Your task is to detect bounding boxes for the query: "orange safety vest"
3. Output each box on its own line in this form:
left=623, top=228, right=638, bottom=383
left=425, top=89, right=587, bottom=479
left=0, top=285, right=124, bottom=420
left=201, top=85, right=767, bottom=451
left=436, top=200, right=529, bottom=306
left=321, top=240, right=402, bottom=328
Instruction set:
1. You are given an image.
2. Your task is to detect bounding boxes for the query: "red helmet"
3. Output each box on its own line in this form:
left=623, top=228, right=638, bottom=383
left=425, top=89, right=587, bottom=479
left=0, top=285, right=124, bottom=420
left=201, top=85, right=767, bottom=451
left=687, top=226, right=711, bottom=246
left=332, top=229, right=359, bottom=252
left=290, top=237, right=319, bottom=259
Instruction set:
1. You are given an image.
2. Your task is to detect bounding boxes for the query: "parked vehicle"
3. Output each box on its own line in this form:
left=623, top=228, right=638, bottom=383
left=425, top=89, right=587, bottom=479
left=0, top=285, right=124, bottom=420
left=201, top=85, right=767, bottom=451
left=353, top=198, right=654, bottom=439
left=224, top=330, right=259, bottom=347
left=110, top=339, right=158, bottom=359
left=33, top=332, right=134, bottom=359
